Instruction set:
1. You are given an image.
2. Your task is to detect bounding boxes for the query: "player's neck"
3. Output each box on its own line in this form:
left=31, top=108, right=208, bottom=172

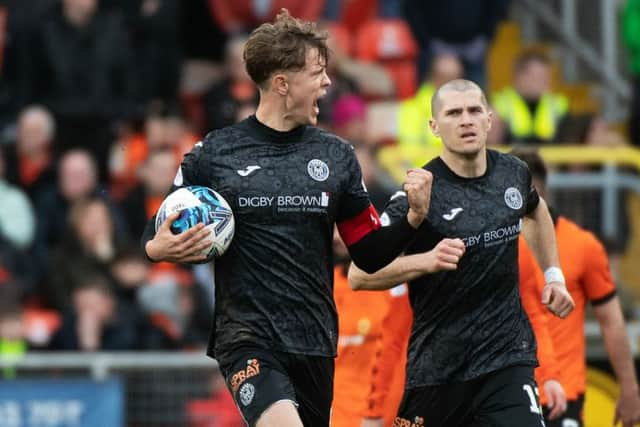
left=255, top=100, right=300, bottom=132
left=441, top=149, right=487, bottom=178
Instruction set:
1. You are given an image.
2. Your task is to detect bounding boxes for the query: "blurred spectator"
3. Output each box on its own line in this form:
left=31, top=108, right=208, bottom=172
left=0, top=289, right=26, bottom=379
left=3, top=105, right=56, bottom=200
left=493, top=51, right=569, bottom=144
left=403, top=0, right=509, bottom=88
left=623, top=0, right=640, bottom=147
left=331, top=226, right=409, bottom=427
left=317, top=23, right=394, bottom=127
left=396, top=53, right=463, bottom=159
left=331, top=94, right=368, bottom=144
left=120, top=148, right=177, bottom=239
left=109, top=107, right=198, bottom=199
left=203, top=35, right=258, bottom=132
left=23, top=0, right=138, bottom=181
left=34, top=149, right=126, bottom=269
left=138, top=277, right=212, bottom=349
left=103, top=0, right=181, bottom=106
left=109, top=246, right=150, bottom=303
left=49, top=272, right=163, bottom=351
left=181, top=0, right=227, bottom=62
left=165, top=112, right=200, bottom=158
left=45, top=197, right=126, bottom=311
left=354, top=145, right=395, bottom=212
left=0, top=145, right=35, bottom=251
left=553, top=113, right=627, bottom=146
left=207, top=1, right=324, bottom=35
left=0, top=0, right=54, bottom=134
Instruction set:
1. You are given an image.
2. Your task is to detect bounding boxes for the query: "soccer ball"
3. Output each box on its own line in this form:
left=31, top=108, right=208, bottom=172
left=155, top=186, right=235, bottom=260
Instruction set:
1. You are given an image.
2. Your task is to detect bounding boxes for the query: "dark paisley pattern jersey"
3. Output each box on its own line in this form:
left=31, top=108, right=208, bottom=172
left=176, top=116, right=373, bottom=362
left=382, top=149, right=541, bottom=387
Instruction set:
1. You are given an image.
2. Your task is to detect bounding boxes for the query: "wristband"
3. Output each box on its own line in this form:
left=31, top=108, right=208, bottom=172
left=544, top=266, right=565, bottom=285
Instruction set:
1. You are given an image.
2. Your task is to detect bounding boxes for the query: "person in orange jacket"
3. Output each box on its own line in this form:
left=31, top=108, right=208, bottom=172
left=359, top=286, right=412, bottom=427
left=332, top=228, right=411, bottom=427
left=513, top=148, right=640, bottom=427
left=518, top=237, right=567, bottom=420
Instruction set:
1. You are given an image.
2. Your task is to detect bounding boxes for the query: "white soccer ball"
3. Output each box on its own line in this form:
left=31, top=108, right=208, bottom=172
left=155, top=186, right=235, bottom=261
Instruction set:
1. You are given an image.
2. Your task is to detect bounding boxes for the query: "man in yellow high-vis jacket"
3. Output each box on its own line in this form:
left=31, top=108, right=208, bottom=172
left=395, top=53, right=463, bottom=165
left=493, top=51, right=568, bottom=144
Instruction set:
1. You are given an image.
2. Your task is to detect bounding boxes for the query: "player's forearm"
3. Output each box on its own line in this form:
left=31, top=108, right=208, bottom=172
left=595, top=298, right=640, bottom=394
left=348, top=253, right=427, bottom=290
left=522, top=198, right=561, bottom=270
left=347, top=215, right=417, bottom=274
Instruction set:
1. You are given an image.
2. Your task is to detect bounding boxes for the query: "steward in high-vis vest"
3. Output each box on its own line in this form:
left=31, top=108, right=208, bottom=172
left=493, top=51, right=569, bottom=144
left=392, top=54, right=463, bottom=171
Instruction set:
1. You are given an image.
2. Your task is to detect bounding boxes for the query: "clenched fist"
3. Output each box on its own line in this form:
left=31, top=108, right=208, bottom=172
left=404, top=168, right=433, bottom=228
left=542, top=282, right=575, bottom=318
left=421, top=238, right=466, bottom=273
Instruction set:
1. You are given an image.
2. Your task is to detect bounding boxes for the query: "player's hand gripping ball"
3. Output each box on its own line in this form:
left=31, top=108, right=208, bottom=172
left=155, top=186, right=235, bottom=261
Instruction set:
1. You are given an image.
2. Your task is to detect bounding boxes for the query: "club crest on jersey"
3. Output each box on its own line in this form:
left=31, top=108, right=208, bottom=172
left=504, top=187, right=523, bottom=210
left=307, top=159, right=329, bottom=181
left=238, top=383, right=255, bottom=406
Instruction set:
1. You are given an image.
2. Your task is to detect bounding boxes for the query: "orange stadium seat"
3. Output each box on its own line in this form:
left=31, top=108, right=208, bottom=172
left=355, top=20, right=419, bottom=99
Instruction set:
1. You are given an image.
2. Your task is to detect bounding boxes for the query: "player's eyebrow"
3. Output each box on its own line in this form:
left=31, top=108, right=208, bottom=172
left=444, top=107, right=463, bottom=115
left=444, top=105, right=484, bottom=115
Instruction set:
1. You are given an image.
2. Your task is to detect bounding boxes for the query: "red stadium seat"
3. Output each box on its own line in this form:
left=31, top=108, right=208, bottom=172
left=325, top=21, right=353, bottom=56
left=355, top=20, right=419, bottom=99
left=340, top=0, right=378, bottom=33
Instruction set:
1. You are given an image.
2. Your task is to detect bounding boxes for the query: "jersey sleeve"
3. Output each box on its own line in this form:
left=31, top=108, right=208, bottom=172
left=380, top=190, right=411, bottom=227
left=174, top=140, right=209, bottom=188
left=524, top=167, right=540, bottom=215
left=518, top=237, right=560, bottom=401
left=363, top=284, right=412, bottom=418
left=336, top=146, right=382, bottom=246
left=583, top=232, right=617, bottom=305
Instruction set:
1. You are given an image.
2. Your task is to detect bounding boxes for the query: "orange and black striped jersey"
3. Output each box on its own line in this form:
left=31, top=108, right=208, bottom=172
left=519, top=216, right=616, bottom=400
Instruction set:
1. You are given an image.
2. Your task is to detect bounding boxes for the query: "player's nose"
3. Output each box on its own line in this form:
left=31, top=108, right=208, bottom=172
left=322, top=70, right=331, bottom=87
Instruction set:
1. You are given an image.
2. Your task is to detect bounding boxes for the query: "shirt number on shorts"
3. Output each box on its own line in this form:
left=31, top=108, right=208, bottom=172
left=522, top=384, right=542, bottom=414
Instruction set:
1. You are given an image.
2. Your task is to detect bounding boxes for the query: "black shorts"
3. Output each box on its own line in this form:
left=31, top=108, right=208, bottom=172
left=544, top=394, right=584, bottom=427
left=218, top=346, right=334, bottom=427
left=394, top=365, right=545, bottom=427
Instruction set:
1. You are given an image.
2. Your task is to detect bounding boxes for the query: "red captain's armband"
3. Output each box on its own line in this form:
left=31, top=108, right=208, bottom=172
left=337, top=204, right=381, bottom=246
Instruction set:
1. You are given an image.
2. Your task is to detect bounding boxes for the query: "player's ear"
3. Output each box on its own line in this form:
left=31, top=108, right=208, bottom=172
left=429, top=118, right=440, bottom=137
left=273, top=73, right=289, bottom=96
left=486, top=109, right=493, bottom=132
